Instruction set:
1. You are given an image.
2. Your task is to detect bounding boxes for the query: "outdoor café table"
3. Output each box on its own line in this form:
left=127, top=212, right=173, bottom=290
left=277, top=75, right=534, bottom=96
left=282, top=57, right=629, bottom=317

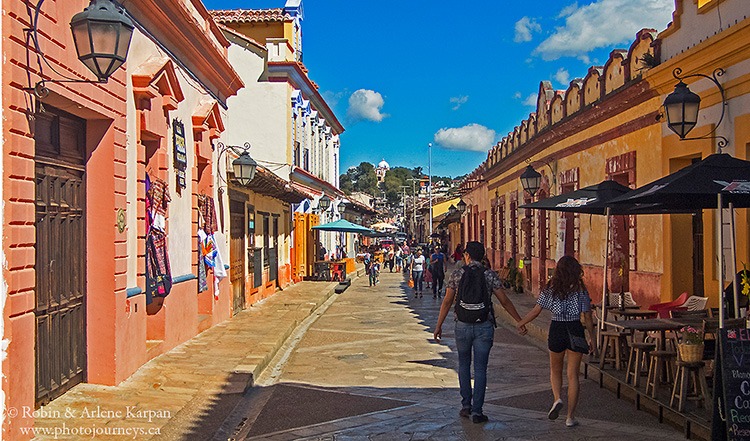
left=314, top=261, right=345, bottom=281
left=609, top=309, right=658, bottom=320
left=606, top=319, right=684, bottom=350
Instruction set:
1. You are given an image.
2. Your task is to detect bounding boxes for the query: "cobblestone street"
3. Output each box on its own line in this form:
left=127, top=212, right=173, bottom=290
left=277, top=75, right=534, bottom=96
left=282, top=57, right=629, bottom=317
left=215, top=267, right=688, bottom=441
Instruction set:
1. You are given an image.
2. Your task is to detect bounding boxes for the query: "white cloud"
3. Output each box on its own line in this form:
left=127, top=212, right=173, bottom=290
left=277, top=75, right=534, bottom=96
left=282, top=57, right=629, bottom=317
left=522, top=94, right=537, bottom=106
left=533, top=0, right=673, bottom=61
left=554, top=68, right=570, bottom=86
left=514, top=91, right=522, bottom=99
left=346, top=89, right=388, bottom=122
left=433, top=124, right=496, bottom=153
left=558, top=2, right=578, bottom=18
left=322, top=89, right=348, bottom=107
left=514, top=16, right=542, bottom=43
left=449, top=95, right=469, bottom=110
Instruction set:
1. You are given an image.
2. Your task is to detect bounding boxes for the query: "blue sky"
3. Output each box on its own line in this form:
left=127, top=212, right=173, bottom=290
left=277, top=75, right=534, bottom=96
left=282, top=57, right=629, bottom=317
left=203, top=0, right=675, bottom=178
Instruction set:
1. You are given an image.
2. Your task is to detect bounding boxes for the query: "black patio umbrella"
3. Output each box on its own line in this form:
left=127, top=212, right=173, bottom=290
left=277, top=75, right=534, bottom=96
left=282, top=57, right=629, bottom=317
left=519, top=180, right=632, bottom=215
left=607, top=153, right=750, bottom=210
left=607, top=153, right=750, bottom=326
left=521, top=180, right=634, bottom=348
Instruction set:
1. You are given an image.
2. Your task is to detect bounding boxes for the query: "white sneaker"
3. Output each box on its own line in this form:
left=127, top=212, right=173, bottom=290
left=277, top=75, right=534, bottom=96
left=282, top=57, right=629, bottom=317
left=566, top=418, right=579, bottom=427
left=548, top=399, right=563, bottom=420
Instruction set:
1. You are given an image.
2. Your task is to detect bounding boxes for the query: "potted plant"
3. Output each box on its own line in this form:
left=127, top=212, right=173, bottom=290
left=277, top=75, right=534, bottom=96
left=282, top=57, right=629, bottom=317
left=505, top=259, right=518, bottom=290
left=678, top=325, right=704, bottom=362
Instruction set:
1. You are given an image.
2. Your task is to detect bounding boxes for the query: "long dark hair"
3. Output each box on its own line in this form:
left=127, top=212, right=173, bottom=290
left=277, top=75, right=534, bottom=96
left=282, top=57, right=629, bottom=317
left=547, top=256, right=585, bottom=299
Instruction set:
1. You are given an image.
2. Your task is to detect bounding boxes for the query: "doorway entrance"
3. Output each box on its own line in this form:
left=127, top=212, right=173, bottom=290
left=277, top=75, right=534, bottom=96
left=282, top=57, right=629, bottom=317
left=34, top=107, right=87, bottom=405
left=229, top=199, right=246, bottom=314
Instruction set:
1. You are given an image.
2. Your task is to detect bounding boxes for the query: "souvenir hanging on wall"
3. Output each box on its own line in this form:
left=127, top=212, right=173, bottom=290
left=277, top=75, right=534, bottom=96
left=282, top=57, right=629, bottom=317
left=173, top=119, right=187, bottom=190
left=145, top=173, right=173, bottom=305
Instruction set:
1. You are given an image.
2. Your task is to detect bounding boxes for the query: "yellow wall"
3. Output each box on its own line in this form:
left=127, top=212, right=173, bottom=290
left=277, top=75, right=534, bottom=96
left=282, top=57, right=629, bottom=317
left=433, top=197, right=460, bottom=219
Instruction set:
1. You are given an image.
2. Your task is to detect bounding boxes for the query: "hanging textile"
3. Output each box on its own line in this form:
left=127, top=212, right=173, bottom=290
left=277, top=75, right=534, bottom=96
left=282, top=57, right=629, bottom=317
left=197, top=194, right=219, bottom=234
left=145, top=174, right=172, bottom=304
left=146, top=229, right=172, bottom=300
left=198, top=228, right=226, bottom=299
left=149, top=177, right=170, bottom=233
left=197, top=249, right=208, bottom=293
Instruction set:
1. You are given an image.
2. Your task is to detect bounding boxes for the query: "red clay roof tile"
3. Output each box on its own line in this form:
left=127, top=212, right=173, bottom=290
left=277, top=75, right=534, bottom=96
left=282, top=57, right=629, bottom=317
left=210, top=8, right=291, bottom=23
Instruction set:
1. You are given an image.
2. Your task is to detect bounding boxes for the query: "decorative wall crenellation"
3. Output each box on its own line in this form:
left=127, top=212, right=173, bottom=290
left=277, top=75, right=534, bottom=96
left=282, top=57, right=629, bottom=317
left=483, top=28, right=659, bottom=172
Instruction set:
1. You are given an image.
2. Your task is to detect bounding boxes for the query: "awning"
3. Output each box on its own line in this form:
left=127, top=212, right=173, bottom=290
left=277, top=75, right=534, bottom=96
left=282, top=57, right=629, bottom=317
left=312, top=219, right=373, bottom=234
left=291, top=181, right=322, bottom=199
left=242, top=167, right=307, bottom=204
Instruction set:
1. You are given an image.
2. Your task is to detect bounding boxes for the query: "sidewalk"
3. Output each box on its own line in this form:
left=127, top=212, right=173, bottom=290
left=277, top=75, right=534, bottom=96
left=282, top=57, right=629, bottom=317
left=30, top=267, right=365, bottom=441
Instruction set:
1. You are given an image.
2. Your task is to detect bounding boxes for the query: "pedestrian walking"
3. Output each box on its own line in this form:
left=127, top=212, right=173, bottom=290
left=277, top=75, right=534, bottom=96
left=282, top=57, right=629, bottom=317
left=387, top=246, right=395, bottom=272
left=411, top=249, right=426, bottom=298
left=434, top=241, right=527, bottom=423
left=430, top=245, right=446, bottom=298
left=394, top=247, right=403, bottom=272
left=369, top=260, right=380, bottom=286
left=453, top=243, right=464, bottom=264
left=515, top=255, right=595, bottom=428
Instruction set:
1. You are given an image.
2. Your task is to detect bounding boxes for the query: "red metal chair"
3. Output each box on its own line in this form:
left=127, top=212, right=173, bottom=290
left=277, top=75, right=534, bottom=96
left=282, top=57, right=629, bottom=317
left=648, top=292, right=690, bottom=318
left=331, top=263, right=344, bottom=282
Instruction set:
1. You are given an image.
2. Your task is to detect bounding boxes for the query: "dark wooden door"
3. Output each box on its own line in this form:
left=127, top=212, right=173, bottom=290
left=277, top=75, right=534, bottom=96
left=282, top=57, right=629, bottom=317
left=34, top=109, right=86, bottom=406
left=229, top=200, right=245, bottom=314
left=269, top=216, right=278, bottom=284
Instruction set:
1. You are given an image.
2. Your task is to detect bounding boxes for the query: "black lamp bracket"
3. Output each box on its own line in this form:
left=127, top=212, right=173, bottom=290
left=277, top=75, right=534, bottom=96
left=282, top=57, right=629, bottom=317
left=216, top=142, right=252, bottom=193
left=23, top=0, right=108, bottom=100
left=524, top=158, right=557, bottom=196
left=670, top=67, right=728, bottom=152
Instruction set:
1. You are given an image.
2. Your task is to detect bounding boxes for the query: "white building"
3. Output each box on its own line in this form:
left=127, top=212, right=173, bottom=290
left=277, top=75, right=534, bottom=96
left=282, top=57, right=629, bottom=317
left=212, top=0, right=347, bottom=281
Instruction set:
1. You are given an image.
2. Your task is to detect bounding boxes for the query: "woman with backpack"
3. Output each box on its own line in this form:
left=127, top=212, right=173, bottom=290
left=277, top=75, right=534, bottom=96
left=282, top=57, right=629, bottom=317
left=515, top=255, right=595, bottom=428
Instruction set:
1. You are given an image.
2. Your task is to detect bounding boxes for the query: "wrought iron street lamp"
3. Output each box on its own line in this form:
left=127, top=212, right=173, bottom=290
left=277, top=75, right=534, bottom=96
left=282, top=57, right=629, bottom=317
left=216, top=142, right=258, bottom=188
left=662, top=67, right=728, bottom=151
left=448, top=204, right=456, bottom=215
left=456, top=200, right=467, bottom=213
left=318, top=195, right=331, bottom=212
left=70, top=0, right=135, bottom=82
left=25, top=0, right=134, bottom=98
left=232, top=153, right=258, bottom=186
left=520, top=164, right=542, bottom=197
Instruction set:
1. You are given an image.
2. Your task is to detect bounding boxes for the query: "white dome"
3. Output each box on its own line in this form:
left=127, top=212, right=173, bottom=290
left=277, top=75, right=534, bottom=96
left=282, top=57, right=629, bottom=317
left=378, top=159, right=390, bottom=169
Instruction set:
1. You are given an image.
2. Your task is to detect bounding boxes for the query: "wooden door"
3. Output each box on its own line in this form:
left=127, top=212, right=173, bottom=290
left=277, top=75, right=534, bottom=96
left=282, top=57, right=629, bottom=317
left=34, top=109, right=86, bottom=405
left=269, top=216, right=278, bottom=284
left=229, top=200, right=245, bottom=314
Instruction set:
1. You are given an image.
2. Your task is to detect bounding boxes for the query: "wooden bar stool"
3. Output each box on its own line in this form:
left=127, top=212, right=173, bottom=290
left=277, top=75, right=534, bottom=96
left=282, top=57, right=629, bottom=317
left=670, top=361, right=710, bottom=412
left=599, top=330, right=629, bottom=370
left=646, top=350, right=676, bottom=398
left=626, top=342, right=655, bottom=387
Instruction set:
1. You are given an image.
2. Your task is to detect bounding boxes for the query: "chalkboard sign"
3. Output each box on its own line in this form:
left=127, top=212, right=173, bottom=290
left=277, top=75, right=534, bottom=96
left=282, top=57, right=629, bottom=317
left=715, top=328, right=750, bottom=440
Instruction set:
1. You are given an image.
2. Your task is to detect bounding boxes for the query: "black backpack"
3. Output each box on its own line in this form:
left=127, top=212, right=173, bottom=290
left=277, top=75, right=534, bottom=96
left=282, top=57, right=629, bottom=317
left=455, top=265, right=492, bottom=323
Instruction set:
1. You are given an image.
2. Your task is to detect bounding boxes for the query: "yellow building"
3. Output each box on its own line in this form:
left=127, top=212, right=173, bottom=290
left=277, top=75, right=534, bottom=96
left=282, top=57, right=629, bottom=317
left=476, top=1, right=750, bottom=307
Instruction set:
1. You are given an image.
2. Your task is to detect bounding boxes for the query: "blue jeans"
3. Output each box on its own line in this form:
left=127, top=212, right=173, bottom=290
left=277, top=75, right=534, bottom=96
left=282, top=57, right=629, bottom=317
left=455, top=320, right=494, bottom=415
left=412, top=270, right=423, bottom=292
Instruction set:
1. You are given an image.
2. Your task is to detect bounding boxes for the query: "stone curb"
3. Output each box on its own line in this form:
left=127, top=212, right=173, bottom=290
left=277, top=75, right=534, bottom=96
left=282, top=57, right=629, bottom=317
left=236, top=268, right=366, bottom=391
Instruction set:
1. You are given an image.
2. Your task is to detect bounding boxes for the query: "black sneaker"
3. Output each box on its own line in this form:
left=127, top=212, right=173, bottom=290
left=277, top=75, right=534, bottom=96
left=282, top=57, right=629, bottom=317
left=459, top=408, right=471, bottom=418
left=472, top=414, right=488, bottom=423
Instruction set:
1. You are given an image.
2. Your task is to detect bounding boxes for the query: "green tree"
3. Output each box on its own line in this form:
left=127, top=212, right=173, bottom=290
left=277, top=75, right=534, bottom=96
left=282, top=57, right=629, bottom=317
left=383, top=167, right=419, bottom=205
left=349, top=162, right=378, bottom=196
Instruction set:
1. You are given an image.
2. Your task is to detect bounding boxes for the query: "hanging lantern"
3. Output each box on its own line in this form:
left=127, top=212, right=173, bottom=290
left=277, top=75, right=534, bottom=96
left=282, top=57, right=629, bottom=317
left=232, top=153, right=258, bottom=186
left=663, top=81, right=701, bottom=139
left=69, top=0, right=135, bottom=82
left=520, top=164, right=542, bottom=197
